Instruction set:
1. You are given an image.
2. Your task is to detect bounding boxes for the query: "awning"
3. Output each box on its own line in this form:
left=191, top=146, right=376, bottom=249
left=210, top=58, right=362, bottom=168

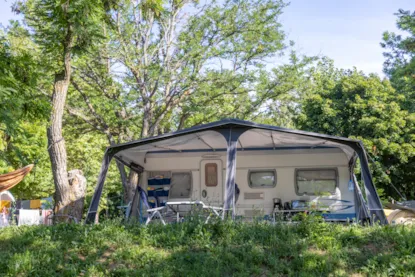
left=86, top=119, right=387, bottom=225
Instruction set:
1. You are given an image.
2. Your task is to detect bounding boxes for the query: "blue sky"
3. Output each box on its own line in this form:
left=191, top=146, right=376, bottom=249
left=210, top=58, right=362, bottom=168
left=280, top=0, right=412, bottom=76
left=0, top=0, right=412, bottom=76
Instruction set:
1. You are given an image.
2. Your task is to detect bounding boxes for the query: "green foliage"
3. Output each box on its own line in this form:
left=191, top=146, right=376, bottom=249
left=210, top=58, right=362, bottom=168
left=62, top=0, right=300, bottom=206
left=5, top=122, right=53, bottom=199
left=173, top=0, right=290, bottom=128
left=381, top=9, right=415, bottom=199
left=0, top=16, right=122, bottom=201
left=382, top=9, right=415, bottom=112
left=297, top=59, right=415, bottom=199
left=17, top=0, right=105, bottom=59
left=64, top=126, right=124, bottom=210
left=1, top=220, right=415, bottom=276
left=6, top=0, right=113, bottom=205
left=252, top=52, right=318, bottom=127
left=0, top=23, right=53, bottom=198
left=0, top=22, right=49, bottom=139
left=69, top=0, right=291, bottom=142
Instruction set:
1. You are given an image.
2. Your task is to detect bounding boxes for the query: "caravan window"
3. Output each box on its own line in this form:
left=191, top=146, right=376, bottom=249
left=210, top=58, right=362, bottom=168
left=169, top=172, right=192, bottom=198
left=295, top=168, right=338, bottom=195
left=248, top=170, right=276, bottom=188
left=205, top=163, right=218, bottom=187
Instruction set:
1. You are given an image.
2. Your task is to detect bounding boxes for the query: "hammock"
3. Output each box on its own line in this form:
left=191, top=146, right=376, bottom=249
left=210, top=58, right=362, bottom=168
left=0, top=164, right=34, bottom=193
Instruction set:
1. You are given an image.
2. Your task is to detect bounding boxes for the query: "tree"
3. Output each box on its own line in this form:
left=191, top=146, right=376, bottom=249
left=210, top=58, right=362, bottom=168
left=67, top=0, right=290, bottom=203
left=296, top=59, right=415, bottom=199
left=0, top=22, right=49, bottom=147
left=380, top=9, right=415, bottom=199
left=0, top=22, right=53, bottom=198
left=382, top=9, right=415, bottom=112
left=16, top=0, right=105, bottom=221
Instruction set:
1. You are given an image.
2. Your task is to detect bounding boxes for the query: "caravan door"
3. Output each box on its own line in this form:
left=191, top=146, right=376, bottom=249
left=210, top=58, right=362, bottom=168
left=200, top=160, right=223, bottom=206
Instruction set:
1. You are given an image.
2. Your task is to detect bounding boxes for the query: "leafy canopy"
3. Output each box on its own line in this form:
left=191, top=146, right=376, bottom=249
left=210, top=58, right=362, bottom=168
left=297, top=59, right=415, bottom=199
left=382, top=9, right=415, bottom=112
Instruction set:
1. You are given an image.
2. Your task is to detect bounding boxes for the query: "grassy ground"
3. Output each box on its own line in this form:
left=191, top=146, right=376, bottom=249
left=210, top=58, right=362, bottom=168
left=1, top=216, right=415, bottom=277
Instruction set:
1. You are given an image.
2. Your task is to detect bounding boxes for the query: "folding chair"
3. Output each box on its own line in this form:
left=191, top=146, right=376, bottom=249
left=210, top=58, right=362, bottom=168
left=134, top=186, right=167, bottom=225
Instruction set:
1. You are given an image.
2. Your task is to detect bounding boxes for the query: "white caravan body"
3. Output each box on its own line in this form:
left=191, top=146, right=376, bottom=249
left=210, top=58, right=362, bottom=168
left=140, top=148, right=355, bottom=220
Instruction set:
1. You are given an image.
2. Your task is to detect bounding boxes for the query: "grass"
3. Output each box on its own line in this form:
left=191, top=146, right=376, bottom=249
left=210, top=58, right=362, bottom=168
left=1, top=216, right=415, bottom=276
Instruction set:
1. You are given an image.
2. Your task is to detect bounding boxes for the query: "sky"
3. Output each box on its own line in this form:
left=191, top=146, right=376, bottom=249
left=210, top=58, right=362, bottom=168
left=0, top=0, right=413, bottom=76
left=280, top=0, right=413, bottom=76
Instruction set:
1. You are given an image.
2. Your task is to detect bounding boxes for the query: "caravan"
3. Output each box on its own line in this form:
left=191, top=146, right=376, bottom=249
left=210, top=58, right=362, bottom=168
left=86, top=119, right=387, bottom=224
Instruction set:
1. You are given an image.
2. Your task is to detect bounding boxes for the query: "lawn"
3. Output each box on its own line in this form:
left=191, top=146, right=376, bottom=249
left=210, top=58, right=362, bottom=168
left=1, top=216, right=415, bottom=276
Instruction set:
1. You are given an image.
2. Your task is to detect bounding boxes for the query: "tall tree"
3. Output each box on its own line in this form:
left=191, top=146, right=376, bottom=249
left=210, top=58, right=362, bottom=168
left=0, top=22, right=48, bottom=149
left=382, top=9, right=415, bottom=112
left=16, top=0, right=105, bottom=220
left=67, top=0, right=289, bottom=203
left=0, top=22, right=53, bottom=198
left=381, top=9, right=415, bottom=200
left=296, top=59, right=415, bottom=199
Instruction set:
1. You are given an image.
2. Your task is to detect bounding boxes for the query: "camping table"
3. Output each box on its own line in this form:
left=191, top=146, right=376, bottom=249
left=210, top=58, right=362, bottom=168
left=165, top=201, right=223, bottom=223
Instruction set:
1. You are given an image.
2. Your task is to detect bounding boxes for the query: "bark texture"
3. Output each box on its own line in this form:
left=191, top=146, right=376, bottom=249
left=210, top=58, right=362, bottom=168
left=47, top=21, right=87, bottom=221
left=125, top=170, right=139, bottom=204
left=66, top=169, right=87, bottom=222
left=115, top=161, right=137, bottom=204
left=48, top=44, right=72, bottom=217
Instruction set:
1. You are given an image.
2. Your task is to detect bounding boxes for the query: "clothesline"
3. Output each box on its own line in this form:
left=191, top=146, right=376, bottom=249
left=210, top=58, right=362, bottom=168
left=15, top=197, right=53, bottom=210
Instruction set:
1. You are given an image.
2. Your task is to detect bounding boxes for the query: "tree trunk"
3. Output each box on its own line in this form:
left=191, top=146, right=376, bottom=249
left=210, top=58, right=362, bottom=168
left=66, top=169, right=87, bottom=222
left=48, top=66, right=71, bottom=218
left=178, top=113, right=189, bottom=130
left=125, top=169, right=139, bottom=204
left=115, top=161, right=136, bottom=204
left=141, top=101, right=151, bottom=138
left=47, top=23, right=87, bottom=221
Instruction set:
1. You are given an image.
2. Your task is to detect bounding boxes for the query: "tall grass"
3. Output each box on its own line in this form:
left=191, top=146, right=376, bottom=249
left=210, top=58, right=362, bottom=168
left=1, top=216, right=415, bottom=276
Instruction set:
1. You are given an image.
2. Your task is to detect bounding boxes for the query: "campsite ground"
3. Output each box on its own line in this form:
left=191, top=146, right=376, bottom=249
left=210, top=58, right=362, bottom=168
left=1, top=217, right=414, bottom=276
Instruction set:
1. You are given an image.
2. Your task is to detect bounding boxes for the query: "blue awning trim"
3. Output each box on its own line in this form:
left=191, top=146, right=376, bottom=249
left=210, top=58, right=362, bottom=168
left=322, top=213, right=356, bottom=220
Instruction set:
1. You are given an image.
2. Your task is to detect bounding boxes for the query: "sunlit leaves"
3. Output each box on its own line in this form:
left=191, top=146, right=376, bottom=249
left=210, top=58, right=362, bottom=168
left=297, top=60, right=415, bottom=199
left=382, top=9, right=415, bottom=112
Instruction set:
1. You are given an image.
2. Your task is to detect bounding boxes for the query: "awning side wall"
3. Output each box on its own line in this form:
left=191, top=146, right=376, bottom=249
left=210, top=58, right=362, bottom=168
left=349, top=156, right=371, bottom=222
left=85, top=149, right=113, bottom=224
left=356, top=142, right=387, bottom=224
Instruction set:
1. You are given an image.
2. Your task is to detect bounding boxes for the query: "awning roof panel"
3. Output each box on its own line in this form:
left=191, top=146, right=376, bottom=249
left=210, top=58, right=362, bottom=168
left=112, top=119, right=360, bottom=166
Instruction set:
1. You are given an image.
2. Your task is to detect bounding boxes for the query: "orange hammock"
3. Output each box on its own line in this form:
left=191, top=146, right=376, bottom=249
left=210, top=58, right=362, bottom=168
left=0, top=164, right=34, bottom=193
